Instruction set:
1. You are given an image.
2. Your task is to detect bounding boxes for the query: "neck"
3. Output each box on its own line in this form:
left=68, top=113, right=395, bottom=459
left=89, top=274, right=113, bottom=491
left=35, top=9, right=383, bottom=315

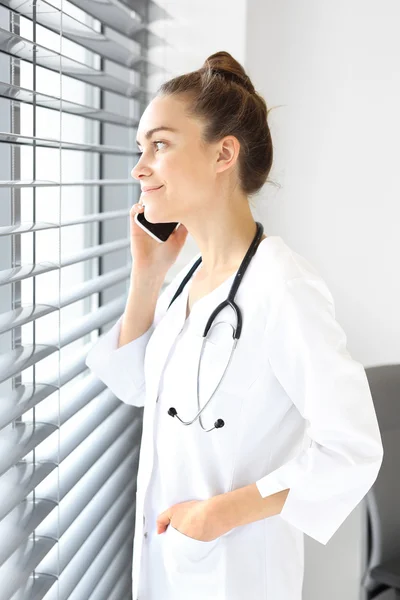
left=186, top=207, right=265, bottom=276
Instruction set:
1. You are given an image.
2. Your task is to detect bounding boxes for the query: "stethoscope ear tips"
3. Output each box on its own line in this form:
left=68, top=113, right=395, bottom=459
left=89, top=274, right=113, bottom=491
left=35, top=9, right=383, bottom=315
left=168, top=407, right=177, bottom=417
left=214, top=419, right=225, bottom=429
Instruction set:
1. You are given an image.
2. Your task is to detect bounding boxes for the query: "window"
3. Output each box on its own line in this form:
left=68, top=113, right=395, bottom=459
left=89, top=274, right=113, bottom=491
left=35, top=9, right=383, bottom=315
left=0, top=0, right=169, bottom=596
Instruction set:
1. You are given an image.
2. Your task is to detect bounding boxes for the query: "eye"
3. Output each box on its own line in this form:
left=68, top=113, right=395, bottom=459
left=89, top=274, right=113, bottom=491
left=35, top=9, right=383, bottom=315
left=154, top=140, right=167, bottom=150
left=136, top=140, right=167, bottom=155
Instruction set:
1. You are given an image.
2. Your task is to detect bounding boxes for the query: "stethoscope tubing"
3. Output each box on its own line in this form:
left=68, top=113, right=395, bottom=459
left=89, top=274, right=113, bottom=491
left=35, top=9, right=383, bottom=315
left=167, top=221, right=265, bottom=432
left=169, top=328, right=238, bottom=430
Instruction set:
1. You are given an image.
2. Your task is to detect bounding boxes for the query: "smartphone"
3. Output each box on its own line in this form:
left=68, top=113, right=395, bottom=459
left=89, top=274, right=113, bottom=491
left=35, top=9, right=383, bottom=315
left=134, top=206, right=180, bottom=243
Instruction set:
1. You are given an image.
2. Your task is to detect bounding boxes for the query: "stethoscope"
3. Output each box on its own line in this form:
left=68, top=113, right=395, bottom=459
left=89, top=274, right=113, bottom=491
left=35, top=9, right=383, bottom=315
left=165, top=221, right=265, bottom=432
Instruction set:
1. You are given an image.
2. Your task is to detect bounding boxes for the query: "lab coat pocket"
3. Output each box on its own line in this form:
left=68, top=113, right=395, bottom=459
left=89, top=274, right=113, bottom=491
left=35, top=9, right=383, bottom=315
left=163, top=525, right=222, bottom=597
left=167, top=524, right=221, bottom=561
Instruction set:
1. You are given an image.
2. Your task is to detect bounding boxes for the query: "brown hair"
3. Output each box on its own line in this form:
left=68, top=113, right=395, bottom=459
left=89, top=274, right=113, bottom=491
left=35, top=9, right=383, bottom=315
left=155, top=51, right=275, bottom=202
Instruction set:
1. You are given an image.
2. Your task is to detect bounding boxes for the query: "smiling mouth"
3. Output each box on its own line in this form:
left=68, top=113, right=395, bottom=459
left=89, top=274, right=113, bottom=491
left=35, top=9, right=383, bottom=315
left=142, top=186, right=163, bottom=194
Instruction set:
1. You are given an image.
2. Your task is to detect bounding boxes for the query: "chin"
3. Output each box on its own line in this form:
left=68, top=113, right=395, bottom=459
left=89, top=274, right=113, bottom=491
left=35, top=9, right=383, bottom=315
left=144, top=207, right=175, bottom=224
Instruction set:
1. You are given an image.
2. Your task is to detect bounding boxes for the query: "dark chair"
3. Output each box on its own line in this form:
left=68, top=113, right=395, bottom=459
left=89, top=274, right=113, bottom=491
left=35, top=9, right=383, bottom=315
left=361, top=364, right=400, bottom=600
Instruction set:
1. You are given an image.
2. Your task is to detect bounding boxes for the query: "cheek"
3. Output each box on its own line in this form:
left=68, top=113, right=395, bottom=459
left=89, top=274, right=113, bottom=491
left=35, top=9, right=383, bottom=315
left=167, top=149, right=209, bottom=184
left=162, top=151, right=214, bottom=213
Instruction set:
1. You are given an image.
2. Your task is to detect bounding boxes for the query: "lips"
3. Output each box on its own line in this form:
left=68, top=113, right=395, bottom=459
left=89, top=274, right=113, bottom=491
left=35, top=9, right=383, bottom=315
left=141, top=185, right=163, bottom=192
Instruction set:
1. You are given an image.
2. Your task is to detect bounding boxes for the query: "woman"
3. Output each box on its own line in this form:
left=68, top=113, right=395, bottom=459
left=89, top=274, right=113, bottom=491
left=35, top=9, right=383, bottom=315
left=85, top=51, right=383, bottom=600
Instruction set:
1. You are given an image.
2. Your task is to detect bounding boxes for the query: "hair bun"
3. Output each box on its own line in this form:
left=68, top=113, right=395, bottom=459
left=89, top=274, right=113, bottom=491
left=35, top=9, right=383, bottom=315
left=210, top=67, right=255, bottom=94
left=204, top=51, right=256, bottom=95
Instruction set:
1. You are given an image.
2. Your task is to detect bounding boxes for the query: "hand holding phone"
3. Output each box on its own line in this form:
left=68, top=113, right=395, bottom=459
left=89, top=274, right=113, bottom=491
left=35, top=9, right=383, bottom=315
left=134, top=205, right=180, bottom=243
left=130, top=203, right=188, bottom=274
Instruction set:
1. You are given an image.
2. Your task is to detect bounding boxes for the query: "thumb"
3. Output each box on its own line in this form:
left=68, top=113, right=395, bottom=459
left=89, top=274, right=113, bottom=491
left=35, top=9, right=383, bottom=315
left=156, top=509, right=172, bottom=534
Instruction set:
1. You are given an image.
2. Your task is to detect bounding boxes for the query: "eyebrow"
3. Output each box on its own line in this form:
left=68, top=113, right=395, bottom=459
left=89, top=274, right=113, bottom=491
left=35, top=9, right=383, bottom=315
left=136, top=126, right=178, bottom=147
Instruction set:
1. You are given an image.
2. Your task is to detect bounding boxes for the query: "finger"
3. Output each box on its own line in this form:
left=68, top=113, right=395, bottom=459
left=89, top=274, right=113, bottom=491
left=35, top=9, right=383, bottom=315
left=156, top=510, right=172, bottom=534
left=157, top=519, right=170, bottom=534
left=157, top=520, right=169, bottom=534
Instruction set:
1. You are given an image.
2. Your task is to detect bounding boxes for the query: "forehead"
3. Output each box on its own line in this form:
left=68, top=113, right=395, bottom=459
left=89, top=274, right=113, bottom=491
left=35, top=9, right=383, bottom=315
left=136, top=95, right=201, bottom=143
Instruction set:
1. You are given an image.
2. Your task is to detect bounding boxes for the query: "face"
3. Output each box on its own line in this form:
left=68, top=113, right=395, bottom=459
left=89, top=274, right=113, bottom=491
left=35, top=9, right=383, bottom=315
left=131, top=94, right=226, bottom=224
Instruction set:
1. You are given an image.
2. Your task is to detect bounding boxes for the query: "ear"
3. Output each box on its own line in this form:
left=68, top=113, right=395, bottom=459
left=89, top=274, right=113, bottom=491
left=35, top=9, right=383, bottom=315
left=215, top=135, right=240, bottom=174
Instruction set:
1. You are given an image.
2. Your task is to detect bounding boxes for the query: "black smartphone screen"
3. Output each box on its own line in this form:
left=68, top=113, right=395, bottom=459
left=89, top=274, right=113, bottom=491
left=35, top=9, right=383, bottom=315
left=136, top=209, right=179, bottom=243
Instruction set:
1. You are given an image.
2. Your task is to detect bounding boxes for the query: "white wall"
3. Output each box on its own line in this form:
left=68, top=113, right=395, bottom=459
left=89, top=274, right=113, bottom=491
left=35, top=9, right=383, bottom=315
left=246, top=1, right=400, bottom=599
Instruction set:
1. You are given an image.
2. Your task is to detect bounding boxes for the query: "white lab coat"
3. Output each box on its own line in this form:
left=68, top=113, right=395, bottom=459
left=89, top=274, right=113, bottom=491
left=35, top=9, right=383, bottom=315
left=85, top=235, right=383, bottom=600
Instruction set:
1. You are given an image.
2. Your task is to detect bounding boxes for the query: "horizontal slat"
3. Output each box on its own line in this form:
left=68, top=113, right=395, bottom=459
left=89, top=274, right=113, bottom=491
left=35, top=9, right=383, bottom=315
left=88, top=536, right=132, bottom=600
left=34, top=478, right=135, bottom=598
left=0, top=461, right=56, bottom=521
left=0, top=537, right=56, bottom=600
left=0, top=498, right=57, bottom=568
left=0, top=237, right=130, bottom=286
left=0, top=423, right=57, bottom=477
left=0, top=295, right=126, bottom=383
left=109, top=575, right=132, bottom=600
left=52, top=504, right=135, bottom=599
left=0, top=279, right=166, bottom=407
left=0, top=27, right=147, bottom=98
left=0, top=131, right=140, bottom=155
left=40, top=378, right=111, bottom=438
left=40, top=392, right=122, bottom=465
left=29, top=541, right=133, bottom=600
left=0, top=277, right=166, bottom=393
left=42, top=463, right=136, bottom=562
left=0, top=328, right=131, bottom=426
left=0, top=385, right=123, bottom=476
left=131, top=22, right=170, bottom=48
left=105, top=572, right=132, bottom=600
left=120, top=0, right=170, bottom=22
left=38, top=420, right=140, bottom=526
left=0, top=81, right=139, bottom=126
left=23, top=573, right=57, bottom=600
left=0, top=304, right=56, bottom=335
left=0, top=344, right=57, bottom=384
left=0, top=345, right=101, bottom=430
left=0, top=384, right=58, bottom=431
left=69, top=0, right=168, bottom=46
left=1, top=0, right=167, bottom=75
left=68, top=521, right=134, bottom=600
left=1, top=441, right=138, bottom=567
left=0, top=265, right=130, bottom=334
left=0, top=208, right=131, bottom=235
left=2, top=414, right=139, bottom=598
left=0, top=178, right=136, bottom=188
left=36, top=414, right=139, bottom=510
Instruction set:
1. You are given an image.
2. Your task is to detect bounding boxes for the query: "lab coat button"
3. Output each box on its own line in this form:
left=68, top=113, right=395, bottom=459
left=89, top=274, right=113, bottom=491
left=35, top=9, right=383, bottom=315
left=144, top=531, right=148, bottom=538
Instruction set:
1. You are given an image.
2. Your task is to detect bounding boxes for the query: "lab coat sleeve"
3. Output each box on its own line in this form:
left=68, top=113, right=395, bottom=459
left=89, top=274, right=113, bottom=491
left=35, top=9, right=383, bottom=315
left=255, top=276, right=384, bottom=545
left=85, top=253, right=201, bottom=407
left=85, top=312, right=154, bottom=407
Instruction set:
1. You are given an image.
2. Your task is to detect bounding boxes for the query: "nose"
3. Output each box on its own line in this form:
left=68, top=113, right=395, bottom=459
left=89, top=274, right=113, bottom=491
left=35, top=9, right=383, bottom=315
left=131, top=154, right=152, bottom=181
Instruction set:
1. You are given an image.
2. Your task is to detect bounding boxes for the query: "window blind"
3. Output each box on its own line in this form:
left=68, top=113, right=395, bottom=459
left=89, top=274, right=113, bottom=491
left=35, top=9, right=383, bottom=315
left=0, top=0, right=170, bottom=597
